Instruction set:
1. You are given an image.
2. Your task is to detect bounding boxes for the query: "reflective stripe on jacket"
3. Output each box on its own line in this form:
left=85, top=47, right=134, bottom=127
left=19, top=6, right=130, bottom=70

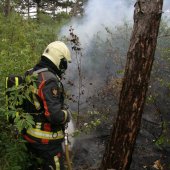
left=27, top=128, right=64, bottom=140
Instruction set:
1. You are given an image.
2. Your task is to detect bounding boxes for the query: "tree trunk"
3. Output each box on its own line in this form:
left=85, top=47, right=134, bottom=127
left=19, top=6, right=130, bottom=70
left=36, top=0, right=41, bottom=20
left=4, top=0, right=10, bottom=17
left=27, top=0, right=30, bottom=18
left=99, top=0, right=163, bottom=170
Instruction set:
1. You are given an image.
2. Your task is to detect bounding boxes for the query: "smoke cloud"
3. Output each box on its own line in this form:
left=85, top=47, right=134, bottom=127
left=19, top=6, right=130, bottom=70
left=61, top=0, right=169, bottom=47
left=62, top=0, right=134, bottom=48
left=61, top=0, right=134, bottom=101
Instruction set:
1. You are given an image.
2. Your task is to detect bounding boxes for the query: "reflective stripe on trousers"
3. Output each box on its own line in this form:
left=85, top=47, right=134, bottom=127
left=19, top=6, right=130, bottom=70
left=54, top=155, right=60, bottom=170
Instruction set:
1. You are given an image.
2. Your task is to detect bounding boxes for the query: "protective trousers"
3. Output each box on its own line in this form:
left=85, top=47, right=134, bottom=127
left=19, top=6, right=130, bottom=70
left=27, top=143, right=65, bottom=170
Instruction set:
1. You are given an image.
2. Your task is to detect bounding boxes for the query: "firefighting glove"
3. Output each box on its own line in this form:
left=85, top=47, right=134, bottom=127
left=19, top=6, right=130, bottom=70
left=62, top=109, right=71, bottom=124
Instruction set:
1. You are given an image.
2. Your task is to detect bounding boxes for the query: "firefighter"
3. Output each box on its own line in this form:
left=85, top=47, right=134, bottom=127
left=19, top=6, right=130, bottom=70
left=23, top=41, right=71, bottom=170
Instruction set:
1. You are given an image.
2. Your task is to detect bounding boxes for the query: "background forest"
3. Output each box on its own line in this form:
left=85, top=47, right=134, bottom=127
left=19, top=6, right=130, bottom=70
left=0, top=0, right=170, bottom=170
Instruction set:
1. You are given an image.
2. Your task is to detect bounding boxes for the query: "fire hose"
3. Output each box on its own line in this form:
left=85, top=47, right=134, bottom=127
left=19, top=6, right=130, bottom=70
left=65, top=129, right=72, bottom=170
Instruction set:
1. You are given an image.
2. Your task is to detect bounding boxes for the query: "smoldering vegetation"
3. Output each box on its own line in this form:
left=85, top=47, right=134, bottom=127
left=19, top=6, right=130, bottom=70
left=61, top=0, right=170, bottom=169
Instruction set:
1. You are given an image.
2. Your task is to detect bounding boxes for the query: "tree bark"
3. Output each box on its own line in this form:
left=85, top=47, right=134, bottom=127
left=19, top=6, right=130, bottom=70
left=4, top=0, right=10, bottom=17
left=27, top=0, right=30, bottom=18
left=99, top=0, right=163, bottom=170
left=36, top=0, right=41, bottom=20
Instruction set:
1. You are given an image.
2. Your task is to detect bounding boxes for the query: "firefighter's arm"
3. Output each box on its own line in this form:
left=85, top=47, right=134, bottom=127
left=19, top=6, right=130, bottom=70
left=39, top=79, right=69, bottom=125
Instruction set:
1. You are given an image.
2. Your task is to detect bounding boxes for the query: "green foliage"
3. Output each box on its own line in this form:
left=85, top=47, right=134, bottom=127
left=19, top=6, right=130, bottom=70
left=71, top=111, right=101, bottom=136
left=5, top=74, right=39, bottom=131
left=54, top=12, right=71, bottom=23
left=83, top=111, right=101, bottom=133
left=155, top=120, right=170, bottom=149
left=0, top=11, right=70, bottom=77
left=0, top=114, right=31, bottom=170
left=0, top=73, right=38, bottom=169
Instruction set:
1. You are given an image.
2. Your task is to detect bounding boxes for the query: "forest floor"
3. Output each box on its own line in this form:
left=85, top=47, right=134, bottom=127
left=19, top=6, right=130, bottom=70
left=71, top=114, right=170, bottom=170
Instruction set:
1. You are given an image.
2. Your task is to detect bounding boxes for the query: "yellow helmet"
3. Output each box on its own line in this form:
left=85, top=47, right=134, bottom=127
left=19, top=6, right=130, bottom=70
left=42, top=41, right=71, bottom=70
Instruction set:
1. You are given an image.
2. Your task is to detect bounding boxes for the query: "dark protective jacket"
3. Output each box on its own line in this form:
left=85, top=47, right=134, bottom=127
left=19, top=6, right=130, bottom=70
left=23, top=57, right=68, bottom=144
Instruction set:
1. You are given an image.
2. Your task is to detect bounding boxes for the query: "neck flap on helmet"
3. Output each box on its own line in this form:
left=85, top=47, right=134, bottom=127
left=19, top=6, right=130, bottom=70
left=34, top=56, right=64, bottom=78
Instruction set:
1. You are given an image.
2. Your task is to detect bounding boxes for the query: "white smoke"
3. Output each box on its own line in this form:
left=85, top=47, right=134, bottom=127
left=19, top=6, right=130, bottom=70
left=61, top=0, right=134, bottom=48
left=61, top=0, right=134, bottom=103
left=61, top=0, right=170, bottom=46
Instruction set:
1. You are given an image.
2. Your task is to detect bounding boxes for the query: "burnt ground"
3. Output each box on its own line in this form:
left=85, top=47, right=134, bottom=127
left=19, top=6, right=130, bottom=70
left=71, top=129, right=170, bottom=170
left=71, top=113, right=170, bottom=170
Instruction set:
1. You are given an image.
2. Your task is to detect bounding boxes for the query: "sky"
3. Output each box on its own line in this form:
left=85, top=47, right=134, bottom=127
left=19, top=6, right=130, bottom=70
left=164, top=0, right=170, bottom=12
